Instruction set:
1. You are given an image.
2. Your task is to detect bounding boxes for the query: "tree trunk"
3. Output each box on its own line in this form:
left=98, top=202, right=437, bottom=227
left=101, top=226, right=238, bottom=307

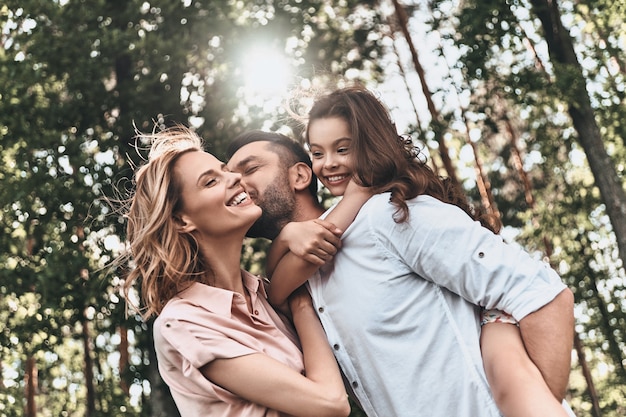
left=502, top=110, right=554, bottom=256
left=82, top=311, right=96, bottom=417
left=387, top=28, right=441, bottom=175
left=503, top=114, right=535, bottom=207
left=530, top=0, right=626, bottom=273
left=391, top=0, right=459, bottom=185
left=460, top=113, right=502, bottom=232
left=573, top=333, right=602, bottom=417
left=586, top=272, right=626, bottom=379
left=25, top=356, right=37, bottom=417
left=387, top=29, right=424, bottom=134
left=120, top=325, right=130, bottom=394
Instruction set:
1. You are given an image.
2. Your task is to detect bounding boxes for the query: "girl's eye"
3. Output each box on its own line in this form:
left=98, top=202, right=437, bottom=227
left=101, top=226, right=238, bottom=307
left=311, top=151, right=323, bottom=159
left=338, top=147, right=350, bottom=154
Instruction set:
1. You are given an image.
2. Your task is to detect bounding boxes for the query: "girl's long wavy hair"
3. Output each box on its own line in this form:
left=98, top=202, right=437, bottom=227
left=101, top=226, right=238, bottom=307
left=123, top=125, right=210, bottom=320
left=306, top=85, right=496, bottom=232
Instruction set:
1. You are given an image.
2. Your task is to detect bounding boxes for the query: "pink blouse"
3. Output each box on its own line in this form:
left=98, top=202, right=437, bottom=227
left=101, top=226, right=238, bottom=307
left=153, top=270, right=304, bottom=416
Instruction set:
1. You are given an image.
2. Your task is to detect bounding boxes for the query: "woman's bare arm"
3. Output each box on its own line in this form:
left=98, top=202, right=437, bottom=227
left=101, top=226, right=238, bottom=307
left=201, top=287, right=350, bottom=417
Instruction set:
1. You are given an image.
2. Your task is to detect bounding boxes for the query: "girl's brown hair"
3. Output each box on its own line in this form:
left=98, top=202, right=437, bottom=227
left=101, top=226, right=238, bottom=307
left=306, top=85, right=496, bottom=232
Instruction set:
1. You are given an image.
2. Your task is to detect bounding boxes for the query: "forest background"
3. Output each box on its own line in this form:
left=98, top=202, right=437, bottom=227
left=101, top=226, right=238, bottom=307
left=1, top=0, right=625, bottom=416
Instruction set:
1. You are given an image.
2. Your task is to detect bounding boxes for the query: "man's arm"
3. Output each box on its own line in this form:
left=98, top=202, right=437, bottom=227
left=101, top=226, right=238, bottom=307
left=518, top=287, right=575, bottom=400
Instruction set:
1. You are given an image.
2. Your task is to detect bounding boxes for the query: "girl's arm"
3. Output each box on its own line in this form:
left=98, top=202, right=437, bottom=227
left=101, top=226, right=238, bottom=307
left=481, top=322, right=570, bottom=417
left=267, top=181, right=372, bottom=307
left=266, top=218, right=342, bottom=277
left=201, top=287, right=351, bottom=417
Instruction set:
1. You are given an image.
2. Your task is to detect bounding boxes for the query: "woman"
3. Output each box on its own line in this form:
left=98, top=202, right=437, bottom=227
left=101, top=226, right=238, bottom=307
left=122, top=125, right=350, bottom=417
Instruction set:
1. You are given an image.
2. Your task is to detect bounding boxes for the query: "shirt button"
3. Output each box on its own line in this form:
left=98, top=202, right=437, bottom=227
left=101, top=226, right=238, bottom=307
left=351, top=381, right=359, bottom=389
left=478, top=251, right=485, bottom=258
left=254, top=310, right=259, bottom=315
left=333, top=344, right=340, bottom=350
left=318, top=307, right=325, bottom=313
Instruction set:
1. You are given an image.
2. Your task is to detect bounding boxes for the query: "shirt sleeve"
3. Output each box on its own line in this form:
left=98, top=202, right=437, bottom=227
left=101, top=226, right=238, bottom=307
left=369, top=195, right=567, bottom=321
left=155, top=315, right=258, bottom=370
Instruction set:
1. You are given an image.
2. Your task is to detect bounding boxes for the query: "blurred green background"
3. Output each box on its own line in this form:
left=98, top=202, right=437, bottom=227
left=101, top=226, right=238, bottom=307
left=1, top=1, right=625, bottom=416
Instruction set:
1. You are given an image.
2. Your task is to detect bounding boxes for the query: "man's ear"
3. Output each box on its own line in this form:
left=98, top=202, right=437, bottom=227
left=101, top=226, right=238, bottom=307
left=290, top=162, right=313, bottom=191
left=173, top=213, right=197, bottom=234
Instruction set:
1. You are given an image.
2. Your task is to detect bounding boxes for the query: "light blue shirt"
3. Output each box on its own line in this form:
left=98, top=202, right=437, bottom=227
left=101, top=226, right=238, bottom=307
left=309, top=193, right=568, bottom=417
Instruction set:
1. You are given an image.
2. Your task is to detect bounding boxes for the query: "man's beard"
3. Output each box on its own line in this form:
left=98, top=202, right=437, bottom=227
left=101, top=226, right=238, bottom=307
left=246, top=178, right=296, bottom=240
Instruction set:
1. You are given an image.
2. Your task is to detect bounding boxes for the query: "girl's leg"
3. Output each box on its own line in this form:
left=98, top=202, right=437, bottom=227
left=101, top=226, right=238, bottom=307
left=480, top=312, right=569, bottom=417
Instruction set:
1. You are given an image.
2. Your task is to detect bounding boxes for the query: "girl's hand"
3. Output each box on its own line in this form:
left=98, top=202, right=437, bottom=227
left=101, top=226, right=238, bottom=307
left=344, top=179, right=374, bottom=199
left=279, top=219, right=342, bottom=266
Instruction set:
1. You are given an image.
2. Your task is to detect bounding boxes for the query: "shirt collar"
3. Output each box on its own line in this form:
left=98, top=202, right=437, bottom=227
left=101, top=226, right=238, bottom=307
left=242, top=269, right=269, bottom=298
left=175, top=270, right=267, bottom=317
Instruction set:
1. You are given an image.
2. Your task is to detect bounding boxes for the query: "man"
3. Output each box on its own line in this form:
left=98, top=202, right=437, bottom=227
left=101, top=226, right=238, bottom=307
left=225, top=130, right=341, bottom=264
left=226, top=130, right=575, bottom=417
left=225, top=130, right=327, bottom=239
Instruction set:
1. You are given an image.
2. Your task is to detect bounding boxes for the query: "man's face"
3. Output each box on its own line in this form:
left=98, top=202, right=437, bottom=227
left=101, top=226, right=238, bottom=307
left=227, top=141, right=296, bottom=239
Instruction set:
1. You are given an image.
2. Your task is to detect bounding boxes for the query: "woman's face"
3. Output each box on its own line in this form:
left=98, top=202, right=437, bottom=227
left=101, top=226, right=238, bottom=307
left=307, top=116, right=354, bottom=197
left=174, top=150, right=261, bottom=239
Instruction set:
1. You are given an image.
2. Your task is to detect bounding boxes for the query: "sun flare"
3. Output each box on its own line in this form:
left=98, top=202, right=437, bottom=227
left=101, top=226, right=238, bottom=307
left=241, top=46, right=292, bottom=97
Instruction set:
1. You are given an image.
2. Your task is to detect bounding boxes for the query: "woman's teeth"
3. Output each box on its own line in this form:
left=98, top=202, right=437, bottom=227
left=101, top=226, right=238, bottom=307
left=229, top=192, right=248, bottom=206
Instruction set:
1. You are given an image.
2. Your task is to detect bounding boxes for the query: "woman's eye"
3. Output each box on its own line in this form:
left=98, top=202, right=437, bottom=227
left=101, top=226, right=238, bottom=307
left=204, top=179, right=217, bottom=187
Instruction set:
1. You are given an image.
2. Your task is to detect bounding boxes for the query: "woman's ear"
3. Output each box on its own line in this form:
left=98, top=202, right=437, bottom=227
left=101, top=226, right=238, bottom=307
left=291, top=162, right=313, bottom=191
left=173, top=213, right=196, bottom=234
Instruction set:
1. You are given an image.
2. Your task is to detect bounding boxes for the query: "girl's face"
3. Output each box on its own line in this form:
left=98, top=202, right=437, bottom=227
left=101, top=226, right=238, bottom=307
left=174, top=150, right=261, bottom=239
left=307, top=116, right=354, bottom=197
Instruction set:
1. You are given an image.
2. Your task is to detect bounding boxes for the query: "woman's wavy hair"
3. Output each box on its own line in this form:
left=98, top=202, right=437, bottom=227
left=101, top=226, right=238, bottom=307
left=123, top=125, right=209, bottom=319
left=305, top=85, right=496, bottom=232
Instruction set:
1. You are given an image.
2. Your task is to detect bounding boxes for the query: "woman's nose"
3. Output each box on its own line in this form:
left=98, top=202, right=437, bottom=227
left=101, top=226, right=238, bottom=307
left=226, top=170, right=242, bottom=187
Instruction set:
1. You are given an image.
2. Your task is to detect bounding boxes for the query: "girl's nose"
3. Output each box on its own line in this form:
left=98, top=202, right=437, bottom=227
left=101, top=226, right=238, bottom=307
left=324, top=155, right=338, bottom=169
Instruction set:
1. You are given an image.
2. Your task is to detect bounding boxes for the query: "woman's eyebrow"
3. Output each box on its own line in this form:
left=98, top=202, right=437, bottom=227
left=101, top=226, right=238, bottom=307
left=196, top=168, right=216, bottom=185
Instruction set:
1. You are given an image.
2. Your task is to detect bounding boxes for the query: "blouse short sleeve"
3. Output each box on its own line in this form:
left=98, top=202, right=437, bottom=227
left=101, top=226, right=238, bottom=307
left=156, top=314, right=259, bottom=369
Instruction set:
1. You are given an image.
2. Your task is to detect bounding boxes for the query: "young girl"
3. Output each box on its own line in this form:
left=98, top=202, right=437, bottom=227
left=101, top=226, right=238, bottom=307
left=266, top=86, right=575, bottom=417
left=121, top=125, right=350, bottom=417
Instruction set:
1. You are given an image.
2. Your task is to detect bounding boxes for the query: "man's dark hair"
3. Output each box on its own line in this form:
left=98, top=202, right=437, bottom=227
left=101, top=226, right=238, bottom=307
left=226, top=130, right=319, bottom=200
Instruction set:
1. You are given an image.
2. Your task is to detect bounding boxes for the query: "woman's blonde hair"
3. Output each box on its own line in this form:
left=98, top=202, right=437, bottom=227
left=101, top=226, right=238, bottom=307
left=123, top=125, right=209, bottom=319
